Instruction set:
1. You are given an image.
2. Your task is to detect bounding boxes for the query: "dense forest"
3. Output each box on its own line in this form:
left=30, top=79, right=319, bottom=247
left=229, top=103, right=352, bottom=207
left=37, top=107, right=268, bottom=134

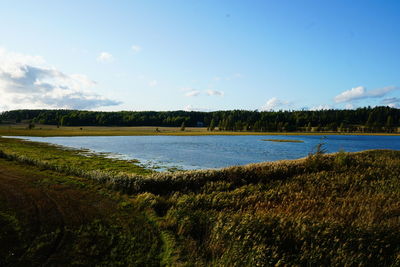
left=1, top=106, right=399, bottom=133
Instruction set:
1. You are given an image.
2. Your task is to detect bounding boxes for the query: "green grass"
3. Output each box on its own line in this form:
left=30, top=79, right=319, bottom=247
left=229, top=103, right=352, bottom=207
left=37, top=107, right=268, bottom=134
left=1, top=123, right=399, bottom=136
left=0, top=136, right=399, bottom=265
left=0, top=137, right=152, bottom=175
left=0, top=157, right=162, bottom=266
left=150, top=150, right=400, bottom=266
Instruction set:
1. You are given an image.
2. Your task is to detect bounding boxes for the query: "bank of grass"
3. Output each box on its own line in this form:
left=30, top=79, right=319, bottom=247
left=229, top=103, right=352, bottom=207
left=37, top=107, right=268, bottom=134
left=0, top=137, right=151, bottom=175
left=146, top=149, right=400, bottom=266
left=1, top=123, right=399, bottom=136
left=0, top=157, right=162, bottom=266
left=0, top=136, right=399, bottom=265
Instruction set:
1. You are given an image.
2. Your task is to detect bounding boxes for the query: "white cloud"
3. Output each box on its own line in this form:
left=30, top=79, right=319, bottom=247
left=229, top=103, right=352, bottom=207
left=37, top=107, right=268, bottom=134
left=310, top=104, right=333, bottom=111
left=0, top=48, right=121, bottom=111
left=334, top=86, right=399, bottom=103
left=181, top=88, right=224, bottom=97
left=382, top=97, right=400, bottom=104
left=334, top=86, right=365, bottom=103
left=148, top=80, right=158, bottom=87
left=261, top=97, right=292, bottom=111
left=184, top=105, right=196, bottom=111
left=345, top=103, right=354, bottom=109
left=262, top=97, right=280, bottom=110
left=131, top=45, right=141, bottom=53
left=381, top=97, right=400, bottom=108
left=183, top=105, right=210, bottom=112
left=97, top=52, right=114, bottom=63
left=181, top=87, right=201, bottom=97
left=387, top=103, right=398, bottom=108
left=367, top=86, right=398, bottom=97
left=206, top=89, right=224, bottom=96
left=185, top=90, right=201, bottom=97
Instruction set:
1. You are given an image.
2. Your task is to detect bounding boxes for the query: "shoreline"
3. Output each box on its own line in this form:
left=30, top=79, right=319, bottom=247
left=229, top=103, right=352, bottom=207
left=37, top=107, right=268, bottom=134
left=1, top=132, right=399, bottom=137
left=0, top=125, right=399, bottom=137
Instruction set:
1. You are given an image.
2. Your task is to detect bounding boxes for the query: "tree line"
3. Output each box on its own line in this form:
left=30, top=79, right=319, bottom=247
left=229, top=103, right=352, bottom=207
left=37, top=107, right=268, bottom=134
left=1, top=106, right=399, bottom=133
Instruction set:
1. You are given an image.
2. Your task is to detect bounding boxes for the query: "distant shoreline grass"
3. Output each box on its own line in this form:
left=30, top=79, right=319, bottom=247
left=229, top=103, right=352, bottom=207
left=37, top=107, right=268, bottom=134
left=0, top=124, right=399, bottom=137
left=0, top=136, right=152, bottom=176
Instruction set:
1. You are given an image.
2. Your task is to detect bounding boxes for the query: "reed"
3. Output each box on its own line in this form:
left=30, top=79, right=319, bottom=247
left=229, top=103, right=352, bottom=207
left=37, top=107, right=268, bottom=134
left=1, top=136, right=399, bottom=265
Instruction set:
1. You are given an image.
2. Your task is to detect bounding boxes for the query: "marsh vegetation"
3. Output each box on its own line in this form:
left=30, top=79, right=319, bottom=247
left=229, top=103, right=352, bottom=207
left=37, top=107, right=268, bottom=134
left=0, top=137, right=399, bottom=265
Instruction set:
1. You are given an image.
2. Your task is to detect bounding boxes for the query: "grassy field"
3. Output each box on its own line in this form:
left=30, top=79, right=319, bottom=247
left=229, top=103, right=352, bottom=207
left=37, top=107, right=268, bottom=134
left=0, top=136, right=399, bottom=265
left=0, top=137, right=152, bottom=175
left=0, top=156, right=162, bottom=266
left=1, top=123, right=399, bottom=137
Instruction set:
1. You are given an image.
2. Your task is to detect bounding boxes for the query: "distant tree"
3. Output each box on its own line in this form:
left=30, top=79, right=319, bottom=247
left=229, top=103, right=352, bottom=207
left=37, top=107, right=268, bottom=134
left=386, top=115, right=393, bottom=132
left=339, top=122, right=345, bottom=132
left=60, top=116, right=67, bottom=126
left=15, top=114, right=21, bottom=123
left=253, top=120, right=261, bottom=131
left=218, top=119, right=226, bottom=131
left=28, top=122, right=35, bottom=130
left=1, top=106, right=399, bottom=133
left=306, top=122, right=312, bottom=132
left=209, top=119, right=215, bottom=131
left=366, top=113, right=375, bottom=132
left=235, top=121, right=243, bottom=131
left=180, top=122, right=185, bottom=131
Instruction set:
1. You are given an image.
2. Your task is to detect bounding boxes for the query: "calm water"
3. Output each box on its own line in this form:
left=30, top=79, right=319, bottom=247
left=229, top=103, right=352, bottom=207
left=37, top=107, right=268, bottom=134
left=15, top=135, right=400, bottom=170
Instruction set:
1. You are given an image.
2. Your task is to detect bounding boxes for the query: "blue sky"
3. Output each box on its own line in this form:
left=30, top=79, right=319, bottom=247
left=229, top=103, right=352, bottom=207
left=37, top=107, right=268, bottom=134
left=0, top=0, right=399, bottom=111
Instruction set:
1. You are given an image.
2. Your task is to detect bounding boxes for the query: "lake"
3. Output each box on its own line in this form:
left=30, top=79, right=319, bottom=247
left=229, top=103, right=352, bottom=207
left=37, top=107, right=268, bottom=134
left=15, top=135, right=400, bottom=170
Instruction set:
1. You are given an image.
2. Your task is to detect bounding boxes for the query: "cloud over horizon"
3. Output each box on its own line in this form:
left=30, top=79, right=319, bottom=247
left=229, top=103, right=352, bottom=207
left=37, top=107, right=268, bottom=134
left=310, top=104, right=333, bottom=111
left=381, top=97, right=400, bottom=108
left=182, top=88, right=224, bottom=97
left=0, top=48, right=121, bottom=111
left=183, top=104, right=211, bottom=112
left=185, top=89, right=201, bottom=97
left=261, top=97, right=292, bottom=111
left=334, top=86, right=399, bottom=103
left=206, top=89, right=224, bottom=96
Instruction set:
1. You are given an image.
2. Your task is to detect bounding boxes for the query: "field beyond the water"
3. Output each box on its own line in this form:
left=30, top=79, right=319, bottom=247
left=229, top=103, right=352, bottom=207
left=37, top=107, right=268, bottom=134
left=1, top=123, right=399, bottom=137
left=0, top=137, right=399, bottom=266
